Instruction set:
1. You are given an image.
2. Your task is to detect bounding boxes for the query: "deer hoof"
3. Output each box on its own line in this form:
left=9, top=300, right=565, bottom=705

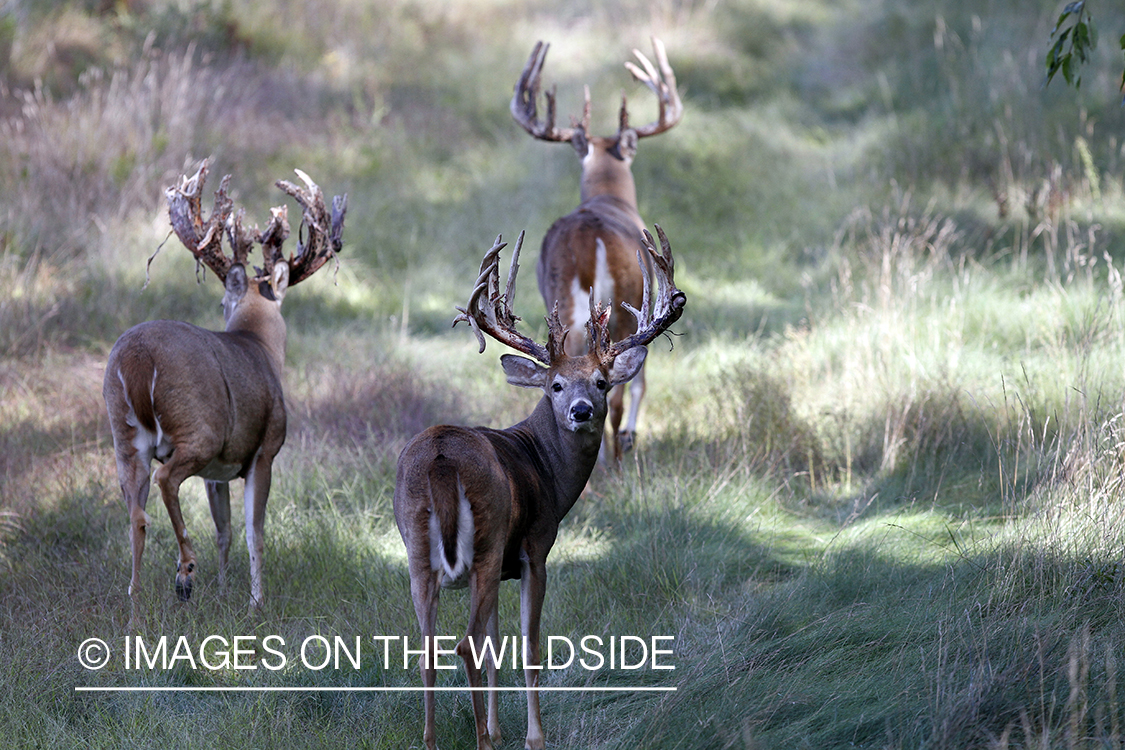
left=174, top=574, right=193, bottom=601
left=617, top=430, right=635, bottom=455
left=174, top=563, right=194, bottom=601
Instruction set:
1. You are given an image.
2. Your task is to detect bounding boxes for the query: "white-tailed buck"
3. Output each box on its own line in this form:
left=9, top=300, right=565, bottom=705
left=511, top=37, right=683, bottom=462
left=394, top=226, right=685, bottom=750
left=103, top=160, right=346, bottom=613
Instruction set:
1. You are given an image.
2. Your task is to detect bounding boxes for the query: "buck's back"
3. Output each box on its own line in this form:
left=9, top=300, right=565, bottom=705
left=537, top=195, right=651, bottom=354
left=104, top=320, right=286, bottom=477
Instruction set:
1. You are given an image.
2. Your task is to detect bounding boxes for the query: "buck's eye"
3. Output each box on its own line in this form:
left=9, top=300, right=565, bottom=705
left=596, top=378, right=607, bottom=390
left=552, top=382, right=563, bottom=392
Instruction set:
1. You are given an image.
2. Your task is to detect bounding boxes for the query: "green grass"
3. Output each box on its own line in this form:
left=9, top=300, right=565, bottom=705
left=6, top=0, right=1125, bottom=748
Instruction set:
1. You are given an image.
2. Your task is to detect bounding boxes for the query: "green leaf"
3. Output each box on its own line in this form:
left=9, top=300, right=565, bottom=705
left=1051, top=4, right=1080, bottom=36
left=1042, top=2, right=1098, bottom=92
left=1073, top=20, right=1097, bottom=63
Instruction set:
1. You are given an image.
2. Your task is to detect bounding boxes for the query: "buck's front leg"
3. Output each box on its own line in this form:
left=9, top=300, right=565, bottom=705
left=205, top=480, right=232, bottom=590
left=486, top=606, right=502, bottom=745
left=520, top=556, right=548, bottom=750
left=243, top=450, right=272, bottom=611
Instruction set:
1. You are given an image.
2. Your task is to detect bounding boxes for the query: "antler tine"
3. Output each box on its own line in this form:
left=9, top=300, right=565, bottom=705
left=502, top=229, right=521, bottom=308
left=624, top=37, right=683, bottom=138
left=602, top=224, right=686, bottom=362
left=453, top=235, right=509, bottom=353
left=580, top=84, right=592, bottom=134
left=585, top=297, right=613, bottom=360
left=546, top=301, right=574, bottom=363
left=225, top=208, right=258, bottom=270
left=453, top=232, right=552, bottom=364
left=275, top=169, right=347, bottom=285
left=257, top=205, right=291, bottom=277
left=165, top=159, right=235, bottom=282
left=511, top=41, right=581, bottom=143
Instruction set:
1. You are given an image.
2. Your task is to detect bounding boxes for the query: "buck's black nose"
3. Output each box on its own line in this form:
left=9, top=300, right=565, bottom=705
left=571, top=402, right=594, bottom=423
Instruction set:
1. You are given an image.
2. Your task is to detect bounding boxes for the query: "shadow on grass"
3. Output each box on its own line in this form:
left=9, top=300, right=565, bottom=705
left=6, top=441, right=1125, bottom=749
left=676, top=292, right=808, bottom=341
left=290, top=357, right=468, bottom=449
left=596, top=534, right=1125, bottom=749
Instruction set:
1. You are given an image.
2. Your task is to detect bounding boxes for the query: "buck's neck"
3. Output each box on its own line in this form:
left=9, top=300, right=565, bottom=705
left=579, top=150, right=639, bottom=214
left=515, top=396, right=602, bottom=515
left=226, top=301, right=287, bottom=375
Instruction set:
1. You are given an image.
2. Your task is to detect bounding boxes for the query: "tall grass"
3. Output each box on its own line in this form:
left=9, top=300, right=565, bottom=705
left=6, top=0, right=1125, bottom=748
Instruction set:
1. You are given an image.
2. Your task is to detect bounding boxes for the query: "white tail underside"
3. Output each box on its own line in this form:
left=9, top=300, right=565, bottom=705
left=429, top=476, right=474, bottom=584
left=569, top=237, right=615, bottom=335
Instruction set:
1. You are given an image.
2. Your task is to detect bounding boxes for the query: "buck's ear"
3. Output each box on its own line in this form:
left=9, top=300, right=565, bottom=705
left=270, top=261, right=290, bottom=302
left=570, top=129, right=589, bottom=159
left=501, top=354, right=548, bottom=389
left=613, top=128, right=639, bottom=162
left=222, top=264, right=249, bottom=322
left=224, top=263, right=248, bottom=298
left=608, top=346, right=647, bottom=386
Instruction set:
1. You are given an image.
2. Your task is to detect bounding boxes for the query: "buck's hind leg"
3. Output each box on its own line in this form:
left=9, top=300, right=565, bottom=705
left=114, top=444, right=154, bottom=609
left=457, top=567, right=501, bottom=750
left=152, top=456, right=206, bottom=601
left=408, top=559, right=442, bottom=750
left=617, top=365, right=646, bottom=459
left=106, top=375, right=155, bottom=625
left=205, top=480, right=231, bottom=590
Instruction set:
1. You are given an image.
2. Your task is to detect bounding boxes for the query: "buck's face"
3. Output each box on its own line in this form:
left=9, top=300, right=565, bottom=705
left=502, top=348, right=647, bottom=433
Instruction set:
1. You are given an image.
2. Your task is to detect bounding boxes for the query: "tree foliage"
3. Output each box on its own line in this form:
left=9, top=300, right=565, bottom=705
left=1045, top=1, right=1125, bottom=100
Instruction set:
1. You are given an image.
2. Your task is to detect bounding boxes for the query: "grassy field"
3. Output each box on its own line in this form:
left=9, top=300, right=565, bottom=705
left=5, top=0, right=1125, bottom=747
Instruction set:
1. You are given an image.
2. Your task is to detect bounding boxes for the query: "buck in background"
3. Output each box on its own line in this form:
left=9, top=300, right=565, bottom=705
left=511, top=37, right=683, bottom=462
left=103, top=160, right=346, bottom=615
left=394, top=227, right=685, bottom=750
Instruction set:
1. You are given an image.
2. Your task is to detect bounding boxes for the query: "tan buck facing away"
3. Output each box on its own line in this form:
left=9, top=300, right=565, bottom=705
left=394, top=226, right=685, bottom=750
left=103, top=160, right=346, bottom=612
left=511, top=37, right=683, bottom=462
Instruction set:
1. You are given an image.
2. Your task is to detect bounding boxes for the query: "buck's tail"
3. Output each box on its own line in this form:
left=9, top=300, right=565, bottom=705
left=427, top=458, right=473, bottom=585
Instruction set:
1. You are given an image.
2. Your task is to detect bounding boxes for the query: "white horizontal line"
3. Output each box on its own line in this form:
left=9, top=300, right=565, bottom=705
left=75, top=686, right=676, bottom=693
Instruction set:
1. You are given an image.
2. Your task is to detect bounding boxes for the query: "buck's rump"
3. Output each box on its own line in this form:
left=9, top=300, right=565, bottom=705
left=394, top=424, right=555, bottom=575
left=104, top=320, right=286, bottom=464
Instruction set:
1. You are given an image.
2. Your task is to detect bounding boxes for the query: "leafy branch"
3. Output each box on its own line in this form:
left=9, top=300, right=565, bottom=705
left=1045, top=2, right=1097, bottom=89
left=1044, top=1, right=1125, bottom=100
